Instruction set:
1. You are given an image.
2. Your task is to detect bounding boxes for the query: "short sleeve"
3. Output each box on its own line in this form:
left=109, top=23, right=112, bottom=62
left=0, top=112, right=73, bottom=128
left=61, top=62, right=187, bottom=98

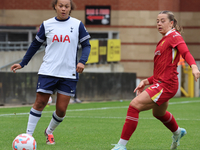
left=169, top=32, right=185, bottom=48
left=35, top=23, right=46, bottom=43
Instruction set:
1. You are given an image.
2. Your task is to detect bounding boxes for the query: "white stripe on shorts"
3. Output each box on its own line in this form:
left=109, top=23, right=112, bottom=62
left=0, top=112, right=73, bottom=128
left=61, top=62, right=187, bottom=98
left=152, top=88, right=163, bottom=103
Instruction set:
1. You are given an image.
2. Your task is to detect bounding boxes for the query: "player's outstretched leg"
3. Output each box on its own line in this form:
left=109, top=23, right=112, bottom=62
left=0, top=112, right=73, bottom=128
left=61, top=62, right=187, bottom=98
left=111, top=105, right=140, bottom=150
left=154, top=111, right=186, bottom=149
left=170, top=128, right=187, bottom=149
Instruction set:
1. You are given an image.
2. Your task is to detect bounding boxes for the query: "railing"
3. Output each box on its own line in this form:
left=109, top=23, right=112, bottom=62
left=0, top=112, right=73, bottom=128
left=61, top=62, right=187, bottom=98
left=0, top=41, right=46, bottom=51
left=0, top=41, right=46, bottom=71
left=0, top=49, right=45, bottom=71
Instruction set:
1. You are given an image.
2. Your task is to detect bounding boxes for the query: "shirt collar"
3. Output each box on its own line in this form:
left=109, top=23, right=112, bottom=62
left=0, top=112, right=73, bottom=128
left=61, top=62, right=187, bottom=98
left=55, top=16, right=70, bottom=22
left=165, top=28, right=176, bottom=36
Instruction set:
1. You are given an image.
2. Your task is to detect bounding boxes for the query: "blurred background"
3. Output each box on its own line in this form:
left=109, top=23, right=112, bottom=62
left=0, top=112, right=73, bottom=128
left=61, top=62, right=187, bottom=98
left=0, top=0, right=199, bottom=105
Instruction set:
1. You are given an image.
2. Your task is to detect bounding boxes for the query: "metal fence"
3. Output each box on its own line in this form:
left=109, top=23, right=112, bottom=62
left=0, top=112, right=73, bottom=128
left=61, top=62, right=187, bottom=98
left=0, top=41, right=46, bottom=51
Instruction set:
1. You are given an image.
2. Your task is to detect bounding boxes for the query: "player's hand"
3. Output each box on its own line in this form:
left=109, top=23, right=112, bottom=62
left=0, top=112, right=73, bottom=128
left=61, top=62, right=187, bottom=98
left=191, top=65, right=200, bottom=82
left=134, top=80, right=146, bottom=95
left=76, top=63, right=85, bottom=73
left=134, top=79, right=150, bottom=95
left=11, top=64, right=22, bottom=73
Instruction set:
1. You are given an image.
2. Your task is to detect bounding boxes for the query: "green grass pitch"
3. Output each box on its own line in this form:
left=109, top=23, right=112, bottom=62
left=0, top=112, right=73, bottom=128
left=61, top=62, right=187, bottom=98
left=0, top=97, right=200, bottom=150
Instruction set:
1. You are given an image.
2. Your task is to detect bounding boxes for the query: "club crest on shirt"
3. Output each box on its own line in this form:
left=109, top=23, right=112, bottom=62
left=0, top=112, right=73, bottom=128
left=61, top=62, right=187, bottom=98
left=160, top=40, right=165, bottom=46
left=155, top=50, right=161, bottom=56
left=70, top=27, right=73, bottom=32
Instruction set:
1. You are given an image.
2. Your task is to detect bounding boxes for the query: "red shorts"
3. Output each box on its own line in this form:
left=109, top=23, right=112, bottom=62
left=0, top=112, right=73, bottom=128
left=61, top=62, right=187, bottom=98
left=145, top=83, right=178, bottom=106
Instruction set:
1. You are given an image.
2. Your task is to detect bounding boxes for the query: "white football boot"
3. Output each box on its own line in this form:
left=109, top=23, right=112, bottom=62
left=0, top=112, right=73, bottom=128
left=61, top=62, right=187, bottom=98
left=111, top=144, right=127, bottom=150
left=170, top=128, right=187, bottom=149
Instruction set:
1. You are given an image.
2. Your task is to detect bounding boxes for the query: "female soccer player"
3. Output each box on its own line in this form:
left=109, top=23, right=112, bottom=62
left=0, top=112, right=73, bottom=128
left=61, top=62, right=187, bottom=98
left=112, top=10, right=200, bottom=150
left=11, top=0, right=91, bottom=145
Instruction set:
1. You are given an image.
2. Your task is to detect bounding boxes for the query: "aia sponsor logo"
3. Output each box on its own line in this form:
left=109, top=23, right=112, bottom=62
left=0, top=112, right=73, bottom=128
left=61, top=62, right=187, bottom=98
left=52, top=35, right=70, bottom=43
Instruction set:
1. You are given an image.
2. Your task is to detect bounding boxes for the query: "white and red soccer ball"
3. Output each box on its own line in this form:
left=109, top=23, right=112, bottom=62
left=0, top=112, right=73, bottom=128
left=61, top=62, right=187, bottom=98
left=48, top=96, right=53, bottom=105
left=12, top=133, right=37, bottom=150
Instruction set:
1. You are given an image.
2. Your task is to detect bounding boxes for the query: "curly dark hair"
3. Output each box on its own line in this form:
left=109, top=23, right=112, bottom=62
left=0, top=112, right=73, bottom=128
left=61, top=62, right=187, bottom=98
left=52, top=0, right=76, bottom=15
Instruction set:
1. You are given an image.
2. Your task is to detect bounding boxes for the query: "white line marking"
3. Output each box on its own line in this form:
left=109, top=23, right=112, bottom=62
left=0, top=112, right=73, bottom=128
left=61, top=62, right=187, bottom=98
left=169, top=100, right=200, bottom=105
left=2, top=115, right=200, bottom=121
left=63, top=116, right=200, bottom=121
left=0, top=100, right=200, bottom=117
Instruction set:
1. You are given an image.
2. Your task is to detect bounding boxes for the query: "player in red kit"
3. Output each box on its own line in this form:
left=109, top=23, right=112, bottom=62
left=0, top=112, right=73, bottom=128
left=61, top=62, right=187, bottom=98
left=112, top=10, right=200, bottom=150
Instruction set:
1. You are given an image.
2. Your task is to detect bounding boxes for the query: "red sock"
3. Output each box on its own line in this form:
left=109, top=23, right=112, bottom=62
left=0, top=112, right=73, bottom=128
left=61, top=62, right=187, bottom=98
left=121, top=105, right=140, bottom=140
left=154, top=111, right=178, bottom=132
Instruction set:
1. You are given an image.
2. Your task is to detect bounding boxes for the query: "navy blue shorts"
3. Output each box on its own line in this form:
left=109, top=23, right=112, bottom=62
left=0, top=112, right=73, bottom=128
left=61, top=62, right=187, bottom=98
left=36, top=75, right=77, bottom=97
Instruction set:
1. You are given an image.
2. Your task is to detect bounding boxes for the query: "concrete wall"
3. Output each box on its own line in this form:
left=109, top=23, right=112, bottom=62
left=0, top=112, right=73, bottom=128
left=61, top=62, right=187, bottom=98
left=0, top=50, right=44, bottom=72
left=0, top=72, right=136, bottom=104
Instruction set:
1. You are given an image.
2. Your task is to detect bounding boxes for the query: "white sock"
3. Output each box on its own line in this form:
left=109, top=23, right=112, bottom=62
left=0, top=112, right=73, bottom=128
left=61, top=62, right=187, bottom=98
left=118, top=138, right=128, bottom=146
left=46, top=111, right=64, bottom=135
left=173, top=127, right=181, bottom=135
left=26, top=108, right=42, bottom=135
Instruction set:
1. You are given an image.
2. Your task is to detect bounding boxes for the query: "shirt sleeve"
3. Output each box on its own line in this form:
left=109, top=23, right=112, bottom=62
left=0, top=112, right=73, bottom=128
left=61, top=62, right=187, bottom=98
left=176, top=43, right=196, bottom=66
left=79, top=39, right=91, bottom=65
left=79, top=22, right=90, bottom=43
left=20, top=23, right=46, bottom=68
left=147, top=76, right=154, bottom=85
left=169, top=32, right=185, bottom=48
left=35, top=23, right=46, bottom=43
left=78, top=22, right=91, bottom=65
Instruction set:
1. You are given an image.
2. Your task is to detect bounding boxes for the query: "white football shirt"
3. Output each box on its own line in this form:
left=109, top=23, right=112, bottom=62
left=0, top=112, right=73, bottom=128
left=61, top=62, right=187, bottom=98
left=36, top=17, right=90, bottom=79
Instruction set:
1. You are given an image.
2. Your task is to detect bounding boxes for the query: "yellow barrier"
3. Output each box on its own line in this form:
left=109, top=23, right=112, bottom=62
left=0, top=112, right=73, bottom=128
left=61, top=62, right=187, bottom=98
left=86, top=40, right=99, bottom=64
left=182, top=66, right=194, bottom=97
left=107, top=39, right=121, bottom=62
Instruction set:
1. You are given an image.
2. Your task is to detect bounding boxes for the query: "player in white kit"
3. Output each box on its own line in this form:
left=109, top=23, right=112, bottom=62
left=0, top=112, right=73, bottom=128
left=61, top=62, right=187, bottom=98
left=11, top=0, right=91, bottom=145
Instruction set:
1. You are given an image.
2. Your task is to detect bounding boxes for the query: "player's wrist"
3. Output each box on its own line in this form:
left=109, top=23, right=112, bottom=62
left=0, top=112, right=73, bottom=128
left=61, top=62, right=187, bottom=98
left=142, top=79, right=149, bottom=86
left=191, top=64, right=198, bottom=70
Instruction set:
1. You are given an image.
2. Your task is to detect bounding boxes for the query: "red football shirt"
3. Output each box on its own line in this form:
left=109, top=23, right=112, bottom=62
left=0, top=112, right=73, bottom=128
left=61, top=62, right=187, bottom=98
left=149, top=29, right=196, bottom=87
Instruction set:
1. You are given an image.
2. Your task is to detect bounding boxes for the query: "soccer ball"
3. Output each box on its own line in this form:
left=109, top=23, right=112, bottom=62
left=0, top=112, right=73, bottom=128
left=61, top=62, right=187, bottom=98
left=48, top=96, right=53, bottom=105
left=12, top=133, right=37, bottom=150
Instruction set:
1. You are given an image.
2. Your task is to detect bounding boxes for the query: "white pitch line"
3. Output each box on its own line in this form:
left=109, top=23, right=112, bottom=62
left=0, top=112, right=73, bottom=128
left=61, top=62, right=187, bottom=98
left=169, top=100, right=200, bottom=105
left=0, top=100, right=200, bottom=117
left=2, top=115, right=200, bottom=121
left=63, top=116, right=200, bottom=121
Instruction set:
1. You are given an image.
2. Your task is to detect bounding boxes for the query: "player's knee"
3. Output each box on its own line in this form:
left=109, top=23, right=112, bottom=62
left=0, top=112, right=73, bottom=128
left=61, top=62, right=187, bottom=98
left=56, top=109, right=66, bottom=118
left=153, top=113, right=159, bottom=118
left=130, top=98, right=141, bottom=110
left=33, top=98, right=48, bottom=110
